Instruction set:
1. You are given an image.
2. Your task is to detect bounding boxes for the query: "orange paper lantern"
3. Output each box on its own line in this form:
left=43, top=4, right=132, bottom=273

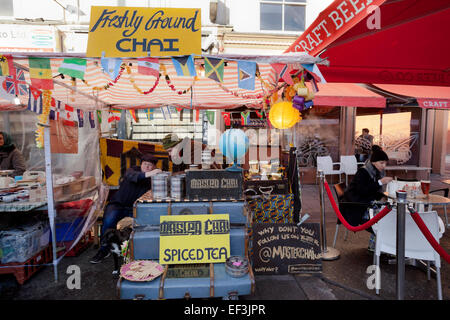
left=268, top=101, right=301, bottom=129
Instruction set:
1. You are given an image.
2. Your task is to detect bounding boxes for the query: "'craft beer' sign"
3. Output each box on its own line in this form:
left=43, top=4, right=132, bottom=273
left=252, top=223, right=322, bottom=275
left=87, top=6, right=201, bottom=57
left=159, top=214, right=230, bottom=265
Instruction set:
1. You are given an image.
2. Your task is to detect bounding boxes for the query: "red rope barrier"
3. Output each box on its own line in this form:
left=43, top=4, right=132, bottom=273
left=323, top=180, right=392, bottom=232
left=409, top=210, right=450, bottom=264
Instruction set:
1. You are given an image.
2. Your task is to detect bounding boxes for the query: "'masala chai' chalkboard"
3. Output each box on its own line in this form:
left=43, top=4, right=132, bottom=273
left=252, top=223, right=322, bottom=275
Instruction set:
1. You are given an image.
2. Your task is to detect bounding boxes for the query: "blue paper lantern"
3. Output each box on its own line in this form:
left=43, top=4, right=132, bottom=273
left=219, top=129, right=249, bottom=171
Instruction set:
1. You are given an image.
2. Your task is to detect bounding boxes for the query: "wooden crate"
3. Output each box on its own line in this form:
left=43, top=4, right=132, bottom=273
left=53, top=176, right=96, bottom=200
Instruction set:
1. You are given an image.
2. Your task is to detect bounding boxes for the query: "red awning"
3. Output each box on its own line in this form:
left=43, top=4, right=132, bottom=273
left=286, top=0, right=450, bottom=87
left=373, top=84, right=450, bottom=109
left=310, top=83, right=385, bottom=108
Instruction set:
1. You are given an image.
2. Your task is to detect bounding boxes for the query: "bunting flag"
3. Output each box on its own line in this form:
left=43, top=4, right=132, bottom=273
left=177, top=108, right=184, bottom=121
left=301, top=63, right=326, bottom=83
left=255, top=110, right=264, bottom=119
left=241, top=111, right=250, bottom=125
left=28, top=57, right=54, bottom=90
left=108, top=109, right=122, bottom=123
left=129, top=109, right=138, bottom=122
left=172, top=55, right=197, bottom=77
left=161, top=106, right=172, bottom=120
left=58, top=58, right=87, bottom=80
left=49, top=98, right=60, bottom=120
left=237, top=60, right=256, bottom=90
left=144, top=108, right=154, bottom=120
left=222, top=112, right=231, bottom=126
left=77, top=109, right=84, bottom=127
left=3, top=68, right=28, bottom=96
left=61, top=104, right=76, bottom=126
left=205, top=110, right=215, bottom=125
left=89, top=111, right=96, bottom=128
left=27, top=87, right=43, bottom=114
left=0, top=77, right=15, bottom=102
left=190, top=109, right=194, bottom=122
left=271, top=63, right=294, bottom=85
left=97, top=110, right=102, bottom=124
left=101, top=57, right=123, bottom=80
left=0, top=55, right=15, bottom=77
left=195, top=109, right=200, bottom=122
left=137, top=57, right=160, bottom=77
left=204, top=57, right=224, bottom=83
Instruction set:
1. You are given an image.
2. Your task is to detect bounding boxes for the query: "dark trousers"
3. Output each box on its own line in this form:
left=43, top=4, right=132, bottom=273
left=99, top=203, right=133, bottom=252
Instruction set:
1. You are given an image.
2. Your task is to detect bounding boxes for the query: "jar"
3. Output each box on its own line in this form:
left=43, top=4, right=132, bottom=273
left=151, top=172, right=170, bottom=199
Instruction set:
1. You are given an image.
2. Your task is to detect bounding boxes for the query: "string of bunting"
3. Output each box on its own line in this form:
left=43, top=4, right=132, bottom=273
left=160, top=64, right=198, bottom=95
left=81, top=63, right=126, bottom=91
left=125, top=65, right=161, bottom=95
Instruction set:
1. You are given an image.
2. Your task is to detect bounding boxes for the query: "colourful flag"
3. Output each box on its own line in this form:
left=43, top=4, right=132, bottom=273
left=237, top=61, right=256, bottom=90
left=222, top=112, right=231, bottom=126
left=241, top=111, right=250, bottom=125
left=255, top=110, right=263, bottom=119
left=271, top=63, right=294, bottom=85
left=205, top=110, right=215, bottom=125
left=144, top=108, right=154, bottom=120
left=0, top=77, right=15, bottom=102
left=58, top=58, right=87, bottom=80
left=108, top=109, right=121, bottom=123
left=137, top=57, right=160, bottom=77
left=0, top=55, right=15, bottom=77
left=204, top=57, right=224, bottom=83
left=129, top=109, right=138, bottom=122
left=161, top=106, right=172, bottom=120
left=27, top=87, right=43, bottom=114
left=96, top=110, right=102, bottom=124
left=195, top=109, right=200, bottom=122
left=77, top=109, right=84, bottom=127
left=172, top=55, right=197, bottom=77
left=89, top=111, right=96, bottom=128
left=49, top=98, right=60, bottom=120
left=28, top=57, right=54, bottom=90
left=101, top=57, right=122, bottom=80
left=301, top=63, right=326, bottom=83
left=62, top=104, right=76, bottom=126
left=4, top=68, right=27, bottom=96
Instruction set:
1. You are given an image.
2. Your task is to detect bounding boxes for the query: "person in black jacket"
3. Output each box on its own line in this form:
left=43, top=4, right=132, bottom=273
left=90, top=154, right=161, bottom=264
left=340, top=148, right=392, bottom=231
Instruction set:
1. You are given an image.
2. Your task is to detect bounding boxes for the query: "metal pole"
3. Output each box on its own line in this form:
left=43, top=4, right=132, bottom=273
left=395, top=190, right=407, bottom=300
left=318, top=170, right=340, bottom=260
left=43, top=125, right=58, bottom=283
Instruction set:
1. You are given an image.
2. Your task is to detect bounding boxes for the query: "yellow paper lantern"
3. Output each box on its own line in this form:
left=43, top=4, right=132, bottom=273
left=269, top=101, right=301, bottom=129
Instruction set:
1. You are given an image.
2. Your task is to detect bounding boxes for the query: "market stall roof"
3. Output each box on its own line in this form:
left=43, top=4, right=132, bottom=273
left=308, top=83, right=386, bottom=108
left=370, top=84, right=450, bottom=109
left=286, top=0, right=450, bottom=87
left=0, top=52, right=324, bottom=111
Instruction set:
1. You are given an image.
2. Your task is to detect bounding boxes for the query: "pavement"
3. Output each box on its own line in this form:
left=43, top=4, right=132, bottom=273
left=1, top=174, right=449, bottom=301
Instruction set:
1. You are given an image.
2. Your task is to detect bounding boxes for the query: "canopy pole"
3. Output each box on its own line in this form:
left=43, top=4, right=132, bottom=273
left=43, top=124, right=58, bottom=282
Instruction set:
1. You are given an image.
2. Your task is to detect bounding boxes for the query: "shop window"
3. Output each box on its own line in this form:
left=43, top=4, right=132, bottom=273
left=355, top=106, right=421, bottom=165
left=293, top=107, right=341, bottom=167
left=0, top=0, right=14, bottom=16
left=260, top=0, right=306, bottom=32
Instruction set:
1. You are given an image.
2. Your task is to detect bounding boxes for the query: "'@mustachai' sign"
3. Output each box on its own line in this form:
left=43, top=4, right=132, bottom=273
left=86, top=6, right=201, bottom=57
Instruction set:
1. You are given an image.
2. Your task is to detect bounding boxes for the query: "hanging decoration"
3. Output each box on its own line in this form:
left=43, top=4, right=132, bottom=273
left=129, top=109, right=138, bottom=123
left=89, top=111, right=96, bottom=128
left=137, top=57, right=160, bottom=77
left=241, top=111, right=250, bottom=126
left=108, top=109, right=122, bottom=123
left=291, top=75, right=314, bottom=112
left=160, top=64, right=198, bottom=95
left=171, top=54, right=197, bottom=77
left=237, top=60, right=256, bottom=90
left=205, top=110, right=215, bottom=125
left=58, top=58, right=87, bottom=80
left=125, top=64, right=161, bottom=95
left=268, top=101, right=301, bottom=129
left=28, top=57, right=54, bottom=90
left=271, top=63, right=294, bottom=85
left=160, top=106, right=172, bottom=120
left=0, top=54, right=15, bottom=77
left=204, top=57, right=224, bottom=83
left=101, top=57, right=123, bottom=80
left=97, top=110, right=103, bottom=124
left=82, top=63, right=125, bottom=91
left=35, top=90, right=52, bottom=148
left=222, top=112, right=231, bottom=126
left=4, top=68, right=28, bottom=96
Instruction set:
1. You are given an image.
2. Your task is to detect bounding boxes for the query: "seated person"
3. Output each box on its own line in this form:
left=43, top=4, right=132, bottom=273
left=90, top=154, right=161, bottom=264
left=0, top=131, right=26, bottom=177
left=161, top=134, right=221, bottom=173
left=341, top=148, right=393, bottom=231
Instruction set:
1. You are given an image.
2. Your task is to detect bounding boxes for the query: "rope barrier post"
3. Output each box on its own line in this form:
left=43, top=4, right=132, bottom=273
left=318, top=170, right=340, bottom=261
left=395, top=190, right=407, bottom=300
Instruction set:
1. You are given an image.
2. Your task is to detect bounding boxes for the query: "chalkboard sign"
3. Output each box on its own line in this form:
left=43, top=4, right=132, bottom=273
left=186, top=170, right=243, bottom=200
left=252, top=223, right=322, bottom=275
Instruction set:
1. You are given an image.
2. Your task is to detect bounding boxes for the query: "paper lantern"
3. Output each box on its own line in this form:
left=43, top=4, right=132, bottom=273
left=219, top=128, right=249, bottom=164
left=268, top=101, right=301, bottom=129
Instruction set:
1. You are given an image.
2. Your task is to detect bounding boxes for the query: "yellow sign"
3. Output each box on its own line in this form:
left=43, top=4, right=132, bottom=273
left=86, top=6, right=201, bottom=57
left=159, top=214, right=230, bottom=265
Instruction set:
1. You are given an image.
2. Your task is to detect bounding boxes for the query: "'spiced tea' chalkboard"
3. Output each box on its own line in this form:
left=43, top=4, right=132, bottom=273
left=252, top=223, right=322, bottom=275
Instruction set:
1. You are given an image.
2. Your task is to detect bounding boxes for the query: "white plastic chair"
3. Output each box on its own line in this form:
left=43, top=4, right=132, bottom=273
left=340, top=155, right=359, bottom=186
left=316, top=156, right=342, bottom=184
left=373, top=208, right=443, bottom=299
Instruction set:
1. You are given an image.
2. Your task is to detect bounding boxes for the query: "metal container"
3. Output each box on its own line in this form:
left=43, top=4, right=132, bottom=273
left=225, top=256, right=249, bottom=278
left=151, top=172, right=170, bottom=199
left=170, top=174, right=185, bottom=199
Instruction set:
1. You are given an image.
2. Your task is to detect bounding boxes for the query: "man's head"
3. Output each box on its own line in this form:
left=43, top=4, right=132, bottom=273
left=370, top=148, right=389, bottom=172
left=140, top=154, right=158, bottom=173
left=362, top=128, right=370, bottom=135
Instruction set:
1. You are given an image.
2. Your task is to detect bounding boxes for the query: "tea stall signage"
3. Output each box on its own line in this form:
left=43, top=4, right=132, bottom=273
left=87, top=6, right=201, bottom=57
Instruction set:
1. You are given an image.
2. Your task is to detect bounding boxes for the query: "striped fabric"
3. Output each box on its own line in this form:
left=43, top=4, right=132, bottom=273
left=0, top=57, right=277, bottom=111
